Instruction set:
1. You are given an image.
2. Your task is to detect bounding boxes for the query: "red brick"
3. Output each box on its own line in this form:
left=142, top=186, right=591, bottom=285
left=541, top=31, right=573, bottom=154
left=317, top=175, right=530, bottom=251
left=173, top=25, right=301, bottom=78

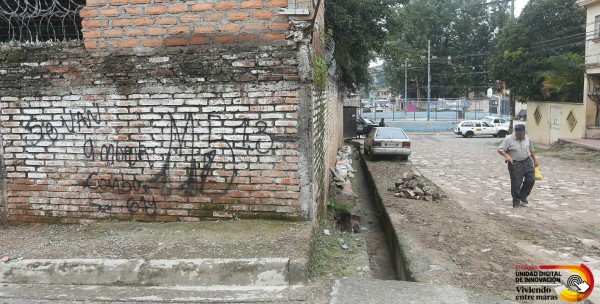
left=156, top=17, right=177, bottom=25
left=241, top=0, right=263, bottom=9
left=168, top=4, right=188, bottom=13
left=252, top=177, right=274, bottom=184
left=131, top=0, right=150, bottom=3
left=204, top=13, right=225, bottom=22
left=214, top=35, right=235, bottom=44
left=82, top=30, right=102, bottom=39
left=228, top=12, right=249, bottom=22
left=269, top=22, right=290, bottom=30
left=263, top=33, right=285, bottom=41
left=100, top=8, right=120, bottom=17
left=165, top=37, right=186, bottom=46
left=215, top=1, right=237, bottom=10
left=168, top=26, right=191, bottom=35
left=112, top=18, right=131, bottom=27
left=253, top=11, right=273, bottom=20
left=82, top=19, right=109, bottom=28
left=143, top=38, right=163, bottom=47
left=189, top=36, right=210, bottom=45
left=86, top=0, right=107, bottom=7
left=243, top=23, right=265, bottom=32
left=147, top=27, right=167, bottom=36
left=218, top=24, right=240, bottom=33
left=180, top=14, right=202, bottom=23
left=191, top=3, right=212, bottom=11
left=239, top=34, right=259, bottom=42
left=124, top=7, right=143, bottom=15
left=126, top=29, right=145, bottom=37
left=193, top=26, right=216, bottom=34
left=267, top=0, right=288, bottom=7
left=145, top=6, right=166, bottom=15
left=79, top=8, right=99, bottom=18
left=120, top=39, right=140, bottom=48
left=133, top=18, right=154, bottom=26
left=109, top=0, right=128, bottom=5
left=104, top=29, right=123, bottom=38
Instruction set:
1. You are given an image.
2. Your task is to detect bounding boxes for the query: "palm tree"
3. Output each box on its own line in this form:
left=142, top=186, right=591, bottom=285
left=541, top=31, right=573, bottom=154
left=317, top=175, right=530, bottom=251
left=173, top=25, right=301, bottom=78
left=536, top=52, right=584, bottom=103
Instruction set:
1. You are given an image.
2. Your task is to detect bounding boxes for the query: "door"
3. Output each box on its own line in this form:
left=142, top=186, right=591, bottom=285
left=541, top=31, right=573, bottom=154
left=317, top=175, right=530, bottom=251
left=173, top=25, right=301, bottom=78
left=343, top=107, right=358, bottom=138
left=550, top=107, right=561, bottom=144
left=481, top=122, right=496, bottom=135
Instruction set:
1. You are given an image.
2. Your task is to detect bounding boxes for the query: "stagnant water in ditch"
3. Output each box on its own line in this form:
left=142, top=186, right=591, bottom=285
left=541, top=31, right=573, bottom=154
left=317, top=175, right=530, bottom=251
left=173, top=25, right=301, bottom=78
left=350, top=145, right=398, bottom=280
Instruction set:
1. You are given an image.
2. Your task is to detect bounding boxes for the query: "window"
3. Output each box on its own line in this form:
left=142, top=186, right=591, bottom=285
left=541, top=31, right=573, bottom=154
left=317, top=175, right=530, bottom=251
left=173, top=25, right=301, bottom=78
left=482, top=122, right=493, bottom=127
left=596, top=15, right=600, bottom=39
left=462, top=122, right=473, bottom=127
left=474, top=122, right=482, bottom=127
left=376, top=128, right=407, bottom=139
left=494, top=119, right=500, bottom=123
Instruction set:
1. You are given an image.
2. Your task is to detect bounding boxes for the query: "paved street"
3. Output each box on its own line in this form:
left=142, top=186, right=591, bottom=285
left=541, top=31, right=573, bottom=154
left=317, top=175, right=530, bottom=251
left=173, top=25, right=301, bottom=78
left=410, top=134, right=600, bottom=239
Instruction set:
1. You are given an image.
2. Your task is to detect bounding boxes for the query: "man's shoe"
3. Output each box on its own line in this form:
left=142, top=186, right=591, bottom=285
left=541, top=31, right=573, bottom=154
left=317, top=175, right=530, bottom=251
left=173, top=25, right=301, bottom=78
left=521, top=198, right=529, bottom=205
left=513, top=201, right=521, bottom=208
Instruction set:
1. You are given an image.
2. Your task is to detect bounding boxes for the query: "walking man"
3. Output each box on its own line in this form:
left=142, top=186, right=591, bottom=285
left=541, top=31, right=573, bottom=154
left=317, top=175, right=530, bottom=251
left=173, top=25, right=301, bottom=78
left=497, top=125, right=539, bottom=208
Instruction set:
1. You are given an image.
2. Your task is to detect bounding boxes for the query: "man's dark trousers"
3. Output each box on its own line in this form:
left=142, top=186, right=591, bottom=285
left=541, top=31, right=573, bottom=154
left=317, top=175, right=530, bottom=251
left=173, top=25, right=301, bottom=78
left=508, top=158, right=535, bottom=207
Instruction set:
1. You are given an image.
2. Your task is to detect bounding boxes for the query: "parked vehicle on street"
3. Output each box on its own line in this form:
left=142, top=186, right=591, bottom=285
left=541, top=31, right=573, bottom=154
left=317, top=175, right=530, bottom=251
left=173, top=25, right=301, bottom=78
left=454, top=120, right=509, bottom=138
left=356, top=117, right=379, bottom=137
left=517, top=110, right=527, bottom=121
left=364, top=127, right=411, bottom=161
left=481, top=116, right=510, bottom=127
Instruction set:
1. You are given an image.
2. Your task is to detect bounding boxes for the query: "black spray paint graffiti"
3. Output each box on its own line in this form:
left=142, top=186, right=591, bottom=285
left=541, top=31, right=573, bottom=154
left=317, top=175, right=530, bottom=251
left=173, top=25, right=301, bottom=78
left=23, top=104, right=102, bottom=146
left=127, top=196, right=156, bottom=215
left=91, top=203, right=112, bottom=213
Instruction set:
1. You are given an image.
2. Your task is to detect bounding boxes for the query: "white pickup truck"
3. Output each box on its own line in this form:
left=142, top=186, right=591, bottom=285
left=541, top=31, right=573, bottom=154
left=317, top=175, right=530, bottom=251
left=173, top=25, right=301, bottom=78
left=454, top=120, right=509, bottom=138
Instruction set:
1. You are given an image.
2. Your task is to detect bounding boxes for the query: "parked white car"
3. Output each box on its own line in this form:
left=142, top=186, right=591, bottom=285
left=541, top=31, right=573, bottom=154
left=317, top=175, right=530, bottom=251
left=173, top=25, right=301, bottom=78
left=454, top=120, right=509, bottom=138
left=481, top=116, right=510, bottom=127
left=364, top=127, right=411, bottom=161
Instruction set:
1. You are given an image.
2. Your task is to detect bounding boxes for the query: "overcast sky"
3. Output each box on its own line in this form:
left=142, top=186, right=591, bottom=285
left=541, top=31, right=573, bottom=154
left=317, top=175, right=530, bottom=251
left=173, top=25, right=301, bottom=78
left=515, top=0, right=528, bottom=16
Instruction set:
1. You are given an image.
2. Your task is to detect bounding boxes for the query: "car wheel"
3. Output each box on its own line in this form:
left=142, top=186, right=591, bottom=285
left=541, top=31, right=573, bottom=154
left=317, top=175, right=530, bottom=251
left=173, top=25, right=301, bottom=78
left=400, top=156, right=409, bottom=161
left=466, top=131, right=474, bottom=138
left=493, top=134, right=498, bottom=138
left=498, top=130, right=507, bottom=138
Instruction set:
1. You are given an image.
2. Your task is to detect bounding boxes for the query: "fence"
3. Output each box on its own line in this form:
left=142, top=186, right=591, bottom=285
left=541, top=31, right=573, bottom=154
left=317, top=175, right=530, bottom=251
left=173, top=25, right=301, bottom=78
left=359, top=98, right=511, bottom=122
left=0, top=0, right=84, bottom=43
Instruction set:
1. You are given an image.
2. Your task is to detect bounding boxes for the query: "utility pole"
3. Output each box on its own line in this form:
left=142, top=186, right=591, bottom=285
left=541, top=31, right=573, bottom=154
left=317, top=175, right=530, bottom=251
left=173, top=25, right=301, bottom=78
left=427, top=40, right=431, bottom=121
left=511, top=0, right=515, bottom=21
left=404, top=58, right=408, bottom=112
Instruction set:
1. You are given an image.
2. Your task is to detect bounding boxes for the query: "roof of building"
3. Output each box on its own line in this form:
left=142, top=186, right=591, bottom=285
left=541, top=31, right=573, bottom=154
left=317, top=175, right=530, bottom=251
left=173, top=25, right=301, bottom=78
left=577, top=0, right=600, bottom=7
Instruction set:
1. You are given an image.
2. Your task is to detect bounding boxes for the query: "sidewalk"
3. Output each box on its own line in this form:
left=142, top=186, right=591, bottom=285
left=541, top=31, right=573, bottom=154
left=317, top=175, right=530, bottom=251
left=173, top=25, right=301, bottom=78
left=560, top=138, right=600, bottom=151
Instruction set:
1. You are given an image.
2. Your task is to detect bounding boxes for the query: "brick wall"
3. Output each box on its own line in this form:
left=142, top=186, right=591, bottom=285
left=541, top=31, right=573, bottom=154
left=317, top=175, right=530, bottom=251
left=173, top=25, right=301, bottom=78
left=80, top=0, right=292, bottom=49
left=0, top=43, right=313, bottom=223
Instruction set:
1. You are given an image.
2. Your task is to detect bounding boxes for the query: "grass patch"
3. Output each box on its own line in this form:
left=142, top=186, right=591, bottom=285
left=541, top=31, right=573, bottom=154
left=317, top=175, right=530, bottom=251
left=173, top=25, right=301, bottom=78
left=535, top=143, right=600, bottom=164
left=308, top=219, right=365, bottom=278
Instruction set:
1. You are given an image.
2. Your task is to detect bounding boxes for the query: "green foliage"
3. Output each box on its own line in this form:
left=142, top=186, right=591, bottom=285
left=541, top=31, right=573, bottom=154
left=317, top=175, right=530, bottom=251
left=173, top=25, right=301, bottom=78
left=313, top=53, right=328, bottom=93
left=325, top=0, right=406, bottom=91
left=491, top=0, right=585, bottom=102
left=535, top=53, right=584, bottom=102
left=383, top=0, right=509, bottom=98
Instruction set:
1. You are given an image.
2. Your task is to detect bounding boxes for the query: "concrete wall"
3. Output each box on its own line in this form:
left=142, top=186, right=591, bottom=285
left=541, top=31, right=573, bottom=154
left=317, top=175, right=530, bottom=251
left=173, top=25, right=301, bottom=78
left=582, top=1, right=600, bottom=127
left=527, top=101, right=586, bottom=145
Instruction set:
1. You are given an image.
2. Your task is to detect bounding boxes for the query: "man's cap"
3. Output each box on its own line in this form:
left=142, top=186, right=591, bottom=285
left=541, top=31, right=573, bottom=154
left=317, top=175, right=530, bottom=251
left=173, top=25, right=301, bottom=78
left=515, top=124, right=526, bottom=132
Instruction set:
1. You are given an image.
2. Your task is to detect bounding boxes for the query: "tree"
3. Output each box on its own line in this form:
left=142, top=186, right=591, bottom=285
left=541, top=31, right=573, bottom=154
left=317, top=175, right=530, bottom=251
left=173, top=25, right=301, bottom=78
left=536, top=53, right=584, bottom=103
left=382, top=0, right=509, bottom=99
left=325, top=0, right=406, bottom=91
left=491, top=0, right=585, bottom=102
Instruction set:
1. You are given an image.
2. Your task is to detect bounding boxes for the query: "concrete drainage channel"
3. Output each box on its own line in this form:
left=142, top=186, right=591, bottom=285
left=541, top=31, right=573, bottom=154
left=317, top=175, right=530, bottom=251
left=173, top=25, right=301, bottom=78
left=349, top=142, right=413, bottom=282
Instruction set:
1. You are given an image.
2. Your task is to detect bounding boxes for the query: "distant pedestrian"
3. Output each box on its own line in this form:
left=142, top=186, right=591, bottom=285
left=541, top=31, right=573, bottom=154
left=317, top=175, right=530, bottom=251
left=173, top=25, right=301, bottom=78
left=497, top=125, right=539, bottom=208
left=379, top=118, right=386, bottom=127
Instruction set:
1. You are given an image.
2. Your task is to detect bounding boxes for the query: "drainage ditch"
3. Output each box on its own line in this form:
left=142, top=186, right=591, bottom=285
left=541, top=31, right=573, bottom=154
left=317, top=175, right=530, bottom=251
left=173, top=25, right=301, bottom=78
left=349, top=142, right=413, bottom=281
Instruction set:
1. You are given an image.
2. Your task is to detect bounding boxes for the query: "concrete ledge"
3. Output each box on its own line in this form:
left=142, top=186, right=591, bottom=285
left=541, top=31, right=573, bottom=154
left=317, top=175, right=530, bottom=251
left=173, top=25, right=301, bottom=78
left=0, top=258, right=289, bottom=287
left=0, top=283, right=290, bottom=303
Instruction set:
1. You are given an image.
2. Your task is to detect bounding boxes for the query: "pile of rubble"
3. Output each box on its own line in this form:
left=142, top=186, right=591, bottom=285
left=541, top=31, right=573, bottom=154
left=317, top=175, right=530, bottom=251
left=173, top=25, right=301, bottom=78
left=331, top=146, right=357, bottom=199
left=390, top=171, right=444, bottom=202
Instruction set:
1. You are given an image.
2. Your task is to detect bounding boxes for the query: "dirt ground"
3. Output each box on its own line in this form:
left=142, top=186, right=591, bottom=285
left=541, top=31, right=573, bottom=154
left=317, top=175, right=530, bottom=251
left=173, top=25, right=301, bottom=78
left=362, top=135, right=600, bottom=302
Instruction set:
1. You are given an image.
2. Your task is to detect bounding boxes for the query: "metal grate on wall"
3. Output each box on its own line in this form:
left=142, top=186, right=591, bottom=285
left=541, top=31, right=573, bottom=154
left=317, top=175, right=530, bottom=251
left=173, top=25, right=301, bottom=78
left=0, top=0, right=85, bottom=43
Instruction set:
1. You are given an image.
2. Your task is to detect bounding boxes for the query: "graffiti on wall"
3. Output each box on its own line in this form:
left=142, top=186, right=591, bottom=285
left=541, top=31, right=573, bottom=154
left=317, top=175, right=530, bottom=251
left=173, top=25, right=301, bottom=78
left=21, top=104, right=277, bottom=214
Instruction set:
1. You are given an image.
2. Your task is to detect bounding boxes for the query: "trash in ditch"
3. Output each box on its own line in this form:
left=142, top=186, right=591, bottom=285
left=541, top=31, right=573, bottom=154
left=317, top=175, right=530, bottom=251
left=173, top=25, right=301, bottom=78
left=341, top=244, right=349, bottom=250
left=2, top=256, right=9, bottom=263
left=480, top=248, right=492, bottom=253
left=323, top=229, right=331, bottom=236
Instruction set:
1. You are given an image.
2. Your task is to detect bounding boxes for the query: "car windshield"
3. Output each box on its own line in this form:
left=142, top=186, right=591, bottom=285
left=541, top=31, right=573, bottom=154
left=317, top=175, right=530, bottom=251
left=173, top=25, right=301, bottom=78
left=362, top=118, right=375, bottom=124
left=376, top=128, right=407, bottom=139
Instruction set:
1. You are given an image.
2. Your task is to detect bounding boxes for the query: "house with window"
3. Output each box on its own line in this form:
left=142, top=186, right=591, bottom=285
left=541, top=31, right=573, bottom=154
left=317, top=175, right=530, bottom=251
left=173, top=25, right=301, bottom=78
left=578, top=0, right=600, bottom=139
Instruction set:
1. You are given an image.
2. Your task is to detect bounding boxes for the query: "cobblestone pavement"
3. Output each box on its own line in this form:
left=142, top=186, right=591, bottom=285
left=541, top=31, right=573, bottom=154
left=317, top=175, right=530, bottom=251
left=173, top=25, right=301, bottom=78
left=410, top=134, right=600, bottom=238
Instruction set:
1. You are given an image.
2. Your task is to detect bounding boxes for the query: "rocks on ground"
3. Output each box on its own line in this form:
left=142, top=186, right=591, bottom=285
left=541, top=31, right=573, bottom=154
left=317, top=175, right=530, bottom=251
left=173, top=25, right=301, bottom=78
left=388, top=170, right=445, bottom=202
